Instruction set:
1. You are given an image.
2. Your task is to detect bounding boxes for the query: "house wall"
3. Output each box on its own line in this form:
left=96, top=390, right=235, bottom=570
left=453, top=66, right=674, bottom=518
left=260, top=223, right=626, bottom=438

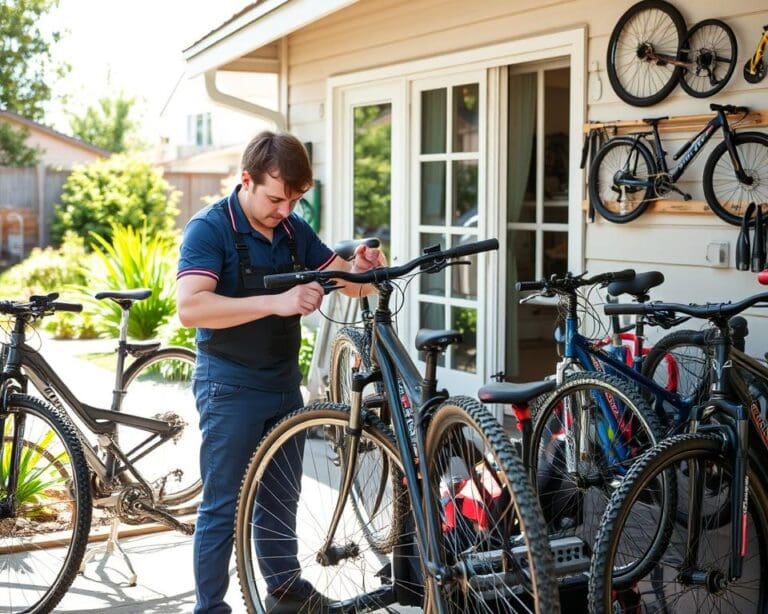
left=280, top=0, right=768, bottom=354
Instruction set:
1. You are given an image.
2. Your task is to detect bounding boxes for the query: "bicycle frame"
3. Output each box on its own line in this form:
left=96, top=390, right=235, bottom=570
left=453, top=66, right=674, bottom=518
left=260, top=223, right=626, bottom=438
left=747, top=26, right=768, bottom=75
left=1, top=311, right=180, bottom=500
left=319, top=279, right=453, bottom=610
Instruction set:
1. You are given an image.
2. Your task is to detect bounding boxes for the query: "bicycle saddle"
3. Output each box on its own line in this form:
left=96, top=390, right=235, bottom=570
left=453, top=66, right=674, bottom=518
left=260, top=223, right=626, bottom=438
left=642, top=116, right=669, bottom=125
left=94, top=289, right=152, bottom=309
left=415, top=328, right=462, bottom=352
left=478, top=380, right=556, bottom=406
left=607, top=271, right=664, bottom=301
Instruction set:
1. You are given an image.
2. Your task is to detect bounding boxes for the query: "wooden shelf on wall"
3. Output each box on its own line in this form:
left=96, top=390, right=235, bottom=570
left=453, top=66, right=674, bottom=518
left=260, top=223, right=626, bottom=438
left=583, top=109, right=768, bottom=135
left=581, top=199, right=713, bottom=215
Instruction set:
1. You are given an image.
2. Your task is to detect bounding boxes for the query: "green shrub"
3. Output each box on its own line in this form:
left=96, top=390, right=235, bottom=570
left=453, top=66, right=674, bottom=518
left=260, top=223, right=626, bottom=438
left=0, top=232, right=90, bottom=298
left=299, top=325, right=316, bottom=383
left=77, top=224, right=179, bottom=340
left=51, top=155, right=180, bottom=248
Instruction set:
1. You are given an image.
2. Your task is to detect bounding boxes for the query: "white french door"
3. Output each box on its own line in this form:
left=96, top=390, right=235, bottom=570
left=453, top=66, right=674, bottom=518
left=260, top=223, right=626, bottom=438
left=409, top=70, right=489, bottom=396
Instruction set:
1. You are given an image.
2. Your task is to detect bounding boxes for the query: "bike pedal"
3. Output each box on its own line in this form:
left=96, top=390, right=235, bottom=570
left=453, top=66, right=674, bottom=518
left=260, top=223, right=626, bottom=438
left=179, top=522, right=195, bottom=536
left=683, top=193, right=692, bottom=201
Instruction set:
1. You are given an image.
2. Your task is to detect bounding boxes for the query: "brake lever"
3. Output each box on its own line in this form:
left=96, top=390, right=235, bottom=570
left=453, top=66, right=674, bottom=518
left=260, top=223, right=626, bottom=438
left=320, top=280, right=344, bottom=295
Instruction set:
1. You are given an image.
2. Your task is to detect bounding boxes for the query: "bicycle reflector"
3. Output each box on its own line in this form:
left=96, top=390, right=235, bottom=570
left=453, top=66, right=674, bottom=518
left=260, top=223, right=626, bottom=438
left=758, top=270, right=768, bottom=285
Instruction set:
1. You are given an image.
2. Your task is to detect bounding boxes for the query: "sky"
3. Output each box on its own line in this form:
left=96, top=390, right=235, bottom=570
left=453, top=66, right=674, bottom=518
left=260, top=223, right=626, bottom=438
left=41, top=0, right=247, bottom=139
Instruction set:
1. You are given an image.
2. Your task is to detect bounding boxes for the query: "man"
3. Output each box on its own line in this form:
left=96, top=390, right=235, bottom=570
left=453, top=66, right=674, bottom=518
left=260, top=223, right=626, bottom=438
left=177, top=130, right=384, bottom=614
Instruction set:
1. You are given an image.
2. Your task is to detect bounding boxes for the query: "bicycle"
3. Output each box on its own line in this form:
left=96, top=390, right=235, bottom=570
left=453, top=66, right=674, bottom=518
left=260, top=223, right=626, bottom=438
left=588, top=289, right=768, bottom=613
left=744, top=23, right=768, bottom=84
left=0, top=290, right=198, bottom=613
left=233, top=239, right=561, bottom=613
left=607, top=0, right=737, bottom=106
left=588, top=103, right=768, bottom=225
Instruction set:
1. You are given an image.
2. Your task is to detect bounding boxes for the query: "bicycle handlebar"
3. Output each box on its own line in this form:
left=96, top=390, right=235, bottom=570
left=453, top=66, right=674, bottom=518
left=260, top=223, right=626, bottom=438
left=515, top=269, right=635, bottom=293
left=604, top=291, right=768, bottom=320
left=263, top=238, right=499, bottom=289
left=0, top=293, right=83, bottom=317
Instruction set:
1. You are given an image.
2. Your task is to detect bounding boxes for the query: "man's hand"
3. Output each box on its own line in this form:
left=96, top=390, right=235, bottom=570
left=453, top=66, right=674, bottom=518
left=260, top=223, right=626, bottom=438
left=276, top=282, right=325, bottom=316
left=351, top=244, right=387, bottom=273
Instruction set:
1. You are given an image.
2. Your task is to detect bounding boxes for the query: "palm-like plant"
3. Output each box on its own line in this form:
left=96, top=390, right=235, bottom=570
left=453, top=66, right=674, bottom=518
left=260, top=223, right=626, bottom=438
left=81, top=224, right=178, bottom=340
left=0, top=423, right=71, bottom=516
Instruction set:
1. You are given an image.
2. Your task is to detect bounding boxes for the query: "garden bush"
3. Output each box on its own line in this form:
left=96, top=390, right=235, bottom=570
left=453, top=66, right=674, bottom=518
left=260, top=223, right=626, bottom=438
left=51, top=155, right=180, bottom=248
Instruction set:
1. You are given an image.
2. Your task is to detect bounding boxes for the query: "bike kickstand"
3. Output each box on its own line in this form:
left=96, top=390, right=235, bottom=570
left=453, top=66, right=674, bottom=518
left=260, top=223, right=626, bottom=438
left=79, top=515, right=138, bottom=586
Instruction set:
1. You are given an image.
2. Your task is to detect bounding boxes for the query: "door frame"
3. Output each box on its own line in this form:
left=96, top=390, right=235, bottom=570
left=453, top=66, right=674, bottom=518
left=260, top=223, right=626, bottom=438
left=327, top=26, right=587, bottom=401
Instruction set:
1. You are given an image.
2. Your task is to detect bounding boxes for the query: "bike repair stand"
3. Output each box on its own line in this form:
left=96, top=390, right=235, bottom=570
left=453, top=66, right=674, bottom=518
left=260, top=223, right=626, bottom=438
left=79, top=515, right=138, bottom=587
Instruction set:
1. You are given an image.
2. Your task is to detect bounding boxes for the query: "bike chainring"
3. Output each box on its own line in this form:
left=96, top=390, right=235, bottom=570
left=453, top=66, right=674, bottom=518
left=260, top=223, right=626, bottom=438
left=653, top=173, right=674, bottom=197
left=116, top=484, right=154, bottom=525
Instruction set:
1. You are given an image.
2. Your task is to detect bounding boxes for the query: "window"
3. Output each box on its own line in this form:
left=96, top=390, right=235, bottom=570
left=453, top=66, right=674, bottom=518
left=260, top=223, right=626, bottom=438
left=187, top=112, right=212, bottom=146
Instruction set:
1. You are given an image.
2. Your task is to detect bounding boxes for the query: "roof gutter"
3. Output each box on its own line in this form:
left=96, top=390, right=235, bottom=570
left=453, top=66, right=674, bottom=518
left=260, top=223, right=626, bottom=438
left=204, top=70, right=286, bottom=131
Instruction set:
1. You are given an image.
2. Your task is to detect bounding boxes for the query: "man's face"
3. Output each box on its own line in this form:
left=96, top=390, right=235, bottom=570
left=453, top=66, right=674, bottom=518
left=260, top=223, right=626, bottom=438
left=242, top=171, right=304, bottom=231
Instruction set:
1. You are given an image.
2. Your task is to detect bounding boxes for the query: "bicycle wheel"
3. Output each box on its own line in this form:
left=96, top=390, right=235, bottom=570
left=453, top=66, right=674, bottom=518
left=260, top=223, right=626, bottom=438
left=588, top=137, right=656, bottom=223
left=703, top=132, right=768, bottom=226
left=425, top=396, right=559, bottom=613
left=0, top=393, right=92, bottom=614
left=528, top=372, right=662, bottom=567
left=119, top=346, right=200, bottom=507
left=642, top=329, right=711, bottom=409
left=235, top=402, right=411, bottom=613
left=328, top=327, right=373, bottom=405
left=589, top=433, right=768, bottom=613
left=679, top=19, right=738, bottom=98
left=606, top=0, right=686, bottom=107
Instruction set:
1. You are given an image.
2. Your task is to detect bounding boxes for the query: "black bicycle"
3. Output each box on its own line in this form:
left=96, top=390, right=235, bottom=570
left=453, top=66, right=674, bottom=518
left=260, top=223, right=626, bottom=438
left=607, top=0, right=737, bottom=106
left=0, top=290, right=198, bottom=613
left=233, top=239, right=561, bottom=613
left=588, top=292, right=768, bottom=612
left=589, top=103, right=768, bottom=225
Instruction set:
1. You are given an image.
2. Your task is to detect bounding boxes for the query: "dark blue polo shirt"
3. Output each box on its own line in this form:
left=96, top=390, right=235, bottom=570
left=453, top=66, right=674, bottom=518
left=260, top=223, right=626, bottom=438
left=177, top=185, right=336, bottom=390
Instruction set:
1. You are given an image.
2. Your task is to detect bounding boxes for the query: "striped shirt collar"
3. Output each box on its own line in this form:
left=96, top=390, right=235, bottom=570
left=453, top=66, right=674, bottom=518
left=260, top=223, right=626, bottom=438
left=227, top=184, right=295, bottom=240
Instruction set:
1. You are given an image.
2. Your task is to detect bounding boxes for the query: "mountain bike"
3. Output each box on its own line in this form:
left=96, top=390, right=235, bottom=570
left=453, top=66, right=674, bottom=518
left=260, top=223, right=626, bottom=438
left=0, top=290, right=198, bottom=613
left=588, top=289, right=768, bottom=613
left=607, top=0, right=737, bottom=106
left=233, top=239, right=561, bottom=613
left=744, top=23, right=768, bottom=84
left=589, top=103, right=768, bottom=225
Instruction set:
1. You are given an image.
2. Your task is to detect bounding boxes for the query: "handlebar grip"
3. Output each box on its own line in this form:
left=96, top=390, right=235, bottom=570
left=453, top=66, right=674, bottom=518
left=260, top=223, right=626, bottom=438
left=333, top=238, right=381, bottom=261
left=443, top=238, right=499, bottom=259
left=52, top=302, right=83, bottom=313
left=516, top=280, right=545, bottom=292
left=604, top=303, right=649, bottom=316
left=263, top=270, right=318, bottom=289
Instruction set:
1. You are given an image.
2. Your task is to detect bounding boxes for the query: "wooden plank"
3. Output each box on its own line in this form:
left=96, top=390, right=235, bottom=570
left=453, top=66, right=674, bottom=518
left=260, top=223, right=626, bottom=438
left=581, top=199, right=713, bottom=215
left=583, top=110, right=768, bottom=134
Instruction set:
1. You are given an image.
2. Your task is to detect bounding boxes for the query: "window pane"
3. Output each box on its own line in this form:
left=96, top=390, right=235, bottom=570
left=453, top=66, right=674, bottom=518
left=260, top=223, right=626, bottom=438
left=452, top=160, right=478, bottom=226
left=420, top=302, right=446, bottom=367
left=420, top=233, right=445, bottom=295
left=353, top=103, right=392, bottom=254
left=508, top=72, right=537, bottom=224
left=543, top=231, right=568, bottom=277
left=421, top=161, right=446, bottom=225
left=450, top=234, right=477, bottom=299
left=421, top=89, right=446, bottom=154
left=543, top=67, right=570, bottom=223
left=452, top=83, right=479, bottom=152
left=509, top=228, right=535, bottom=282
left=451, top=307, right=476, bottom=373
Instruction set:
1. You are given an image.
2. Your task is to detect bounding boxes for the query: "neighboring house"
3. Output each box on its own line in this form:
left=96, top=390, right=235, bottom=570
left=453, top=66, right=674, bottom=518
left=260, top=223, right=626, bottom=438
left=155, top=71, right=278, bottom=175
left=0, top=109, right=109, bottom=170
left=182, top=0, right=768, bottom=400
left=0, top=110, right=109, bottom=259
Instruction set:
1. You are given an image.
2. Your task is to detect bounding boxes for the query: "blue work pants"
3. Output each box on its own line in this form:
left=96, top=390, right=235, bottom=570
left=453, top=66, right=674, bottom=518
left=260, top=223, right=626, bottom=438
left=192, top=380, right=304, bottom=614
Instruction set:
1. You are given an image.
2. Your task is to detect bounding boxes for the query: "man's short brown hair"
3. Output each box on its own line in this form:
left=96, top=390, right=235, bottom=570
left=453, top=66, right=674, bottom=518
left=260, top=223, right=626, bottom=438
left=241, top=131, right=313, bottom=194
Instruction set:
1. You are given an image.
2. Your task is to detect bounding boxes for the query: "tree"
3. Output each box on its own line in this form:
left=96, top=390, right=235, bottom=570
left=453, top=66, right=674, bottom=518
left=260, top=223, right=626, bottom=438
left=51, top=155, right=180, bottom=248
left=0, top=122, right=40, bottom=166
left=0, top=0, right=67, bottom=165
left=69, top=95, right=139, bottom=153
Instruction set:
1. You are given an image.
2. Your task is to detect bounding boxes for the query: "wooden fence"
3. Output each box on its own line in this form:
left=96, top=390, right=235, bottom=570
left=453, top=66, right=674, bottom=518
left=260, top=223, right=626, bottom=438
left=0, top=167, right=227, bottom=263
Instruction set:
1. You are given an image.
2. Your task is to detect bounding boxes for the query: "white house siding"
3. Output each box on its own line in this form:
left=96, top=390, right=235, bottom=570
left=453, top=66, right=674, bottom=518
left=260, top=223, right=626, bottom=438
left=278, top=0, right=768, bottom=349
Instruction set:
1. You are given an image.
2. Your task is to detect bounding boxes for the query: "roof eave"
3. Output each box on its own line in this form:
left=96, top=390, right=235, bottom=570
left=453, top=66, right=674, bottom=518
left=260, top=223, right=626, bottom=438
left=183, top=0, right=359, bottom=77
